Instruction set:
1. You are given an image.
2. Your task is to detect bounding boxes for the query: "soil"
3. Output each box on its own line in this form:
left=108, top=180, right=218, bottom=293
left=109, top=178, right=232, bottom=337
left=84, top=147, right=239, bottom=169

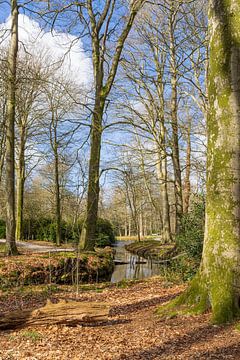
left=0, top=277, right=240, bottom=359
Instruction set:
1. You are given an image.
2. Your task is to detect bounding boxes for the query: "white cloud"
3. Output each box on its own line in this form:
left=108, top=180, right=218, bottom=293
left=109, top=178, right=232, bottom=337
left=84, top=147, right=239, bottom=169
left=0, top=14, right=92, bottom=86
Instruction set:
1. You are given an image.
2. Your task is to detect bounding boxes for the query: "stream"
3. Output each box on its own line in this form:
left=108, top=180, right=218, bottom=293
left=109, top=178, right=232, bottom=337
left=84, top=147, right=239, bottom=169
left=111, top=240, right=166, bottom=283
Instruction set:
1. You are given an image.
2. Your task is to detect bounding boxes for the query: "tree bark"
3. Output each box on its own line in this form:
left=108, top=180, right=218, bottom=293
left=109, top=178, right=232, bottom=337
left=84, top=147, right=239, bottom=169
left=53, top=125, right=61, bottom=246
left=79, top=101, right=104, bottom=250
left=156, top=148, right=172, bottom=243
left=183, top=119, right=191, bottom=214
left=5, top=0, right=18, bottom=255
left=171, top=0, right=240, bottom=324
left=16, top=122, right=26, bottom=241
left=0, top=300, right=110, bottom=330
left=169, top=1, right=183, bottom=234
left=0, top=102, right=7, bottom=184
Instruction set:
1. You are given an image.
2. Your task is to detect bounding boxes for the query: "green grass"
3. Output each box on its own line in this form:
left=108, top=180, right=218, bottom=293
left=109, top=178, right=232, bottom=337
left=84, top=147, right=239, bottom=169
left=21, top=330, right=42, bottom=341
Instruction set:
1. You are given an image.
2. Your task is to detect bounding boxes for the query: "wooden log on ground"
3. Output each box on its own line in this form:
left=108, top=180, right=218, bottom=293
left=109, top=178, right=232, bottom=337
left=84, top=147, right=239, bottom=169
left=0, top=299, right=110, bottom=330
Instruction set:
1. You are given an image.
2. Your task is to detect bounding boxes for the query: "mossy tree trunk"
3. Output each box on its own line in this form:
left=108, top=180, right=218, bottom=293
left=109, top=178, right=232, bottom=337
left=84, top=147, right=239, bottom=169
left=172, top=0, right=240, bottom=324
left=80, top=101, right=104, bottom=250
left=5, top=0, right=19, bottom=255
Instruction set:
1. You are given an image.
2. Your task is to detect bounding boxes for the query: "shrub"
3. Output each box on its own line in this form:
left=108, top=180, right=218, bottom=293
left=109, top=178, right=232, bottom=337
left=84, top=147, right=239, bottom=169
left=176, top=197, right=205, bottom=262
left=96, top=218, right=115, bottom=246
left=96, top=233, right=112, bottom=247
left=0, top=219, right=6, bottom=238
left=22, top=216, right=115, bottom=246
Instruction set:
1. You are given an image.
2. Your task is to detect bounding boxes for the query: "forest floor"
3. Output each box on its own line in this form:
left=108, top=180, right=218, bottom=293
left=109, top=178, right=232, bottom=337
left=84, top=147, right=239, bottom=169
left=1, top=277, right=240, bottom=359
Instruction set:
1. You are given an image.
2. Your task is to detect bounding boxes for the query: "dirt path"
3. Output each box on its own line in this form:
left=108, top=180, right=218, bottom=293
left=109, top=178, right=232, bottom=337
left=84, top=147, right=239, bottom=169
left=0, top=278, right=240, bottom=359
left=0, top=239, right=75, bottom=253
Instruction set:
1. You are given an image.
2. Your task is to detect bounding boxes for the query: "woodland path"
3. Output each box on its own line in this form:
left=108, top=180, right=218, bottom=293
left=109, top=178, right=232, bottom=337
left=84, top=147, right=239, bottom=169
left=1, top=278, right=240, bottom=359
left=0, top=239, right=75, bottom=253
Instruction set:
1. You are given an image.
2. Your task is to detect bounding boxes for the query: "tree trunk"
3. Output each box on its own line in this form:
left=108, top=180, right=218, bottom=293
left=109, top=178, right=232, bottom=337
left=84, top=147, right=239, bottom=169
left=156, top=122, right=172, bottom=243
left=0, top=300, right=110, bottom=330
left=171, top=0, right=240, bottom=324
left=124, top=215, right=128, bottom=237
left=5, top=0, right=18, bottom=255
left=183, top=119, right=191, bottom=214
left=128, top=217, right=131, bottom=237
left=139, top=208, right=143, bottom=240
left=79, top=1, right=142, bottom=250
left=80, top=102, right=104, bottom=251
left=0, top=102, right=6, bottom=184
left=169, top=1, right=183, bottom=233
left=16, top=123, right=26, bottom=241
left=54, top=139, right=61, bottom=246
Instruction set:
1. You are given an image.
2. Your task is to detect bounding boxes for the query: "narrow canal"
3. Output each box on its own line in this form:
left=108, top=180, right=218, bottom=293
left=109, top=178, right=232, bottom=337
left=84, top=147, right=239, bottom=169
left=111, top=240, right=165, bottom=283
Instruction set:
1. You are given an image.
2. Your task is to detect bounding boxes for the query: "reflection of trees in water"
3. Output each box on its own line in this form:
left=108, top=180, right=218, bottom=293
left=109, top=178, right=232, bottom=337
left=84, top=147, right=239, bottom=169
left=111, top=241, right=164, bottom=283
left=134, top=263, right=140, bottom=279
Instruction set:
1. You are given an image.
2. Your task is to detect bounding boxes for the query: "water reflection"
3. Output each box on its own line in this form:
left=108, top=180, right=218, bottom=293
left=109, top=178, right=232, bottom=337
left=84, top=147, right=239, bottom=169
left=111, top=240, right=165, bottom=283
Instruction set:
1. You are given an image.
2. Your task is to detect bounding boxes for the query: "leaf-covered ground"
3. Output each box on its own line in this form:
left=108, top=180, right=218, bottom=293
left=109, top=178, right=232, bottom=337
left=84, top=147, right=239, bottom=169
left=0, top=277, right=240, bottom=359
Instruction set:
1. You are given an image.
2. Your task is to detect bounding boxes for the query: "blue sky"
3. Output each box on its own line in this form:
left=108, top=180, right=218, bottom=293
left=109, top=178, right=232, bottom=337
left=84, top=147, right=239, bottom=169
left=0, top=1, right=10, bottom=22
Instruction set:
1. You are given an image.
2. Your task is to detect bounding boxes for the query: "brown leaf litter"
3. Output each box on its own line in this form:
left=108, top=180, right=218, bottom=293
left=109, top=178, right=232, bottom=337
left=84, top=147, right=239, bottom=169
left=0, top=278, right=240, bottom=359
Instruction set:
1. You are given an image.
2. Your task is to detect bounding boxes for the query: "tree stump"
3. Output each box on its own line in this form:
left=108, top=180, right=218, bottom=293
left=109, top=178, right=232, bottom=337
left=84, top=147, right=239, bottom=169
left=0, top=299, right=110, bottom=330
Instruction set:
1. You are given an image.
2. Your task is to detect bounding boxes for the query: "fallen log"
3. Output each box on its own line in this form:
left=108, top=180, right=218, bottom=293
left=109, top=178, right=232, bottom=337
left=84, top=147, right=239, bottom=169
left=0, top=299, right=110, bottom=330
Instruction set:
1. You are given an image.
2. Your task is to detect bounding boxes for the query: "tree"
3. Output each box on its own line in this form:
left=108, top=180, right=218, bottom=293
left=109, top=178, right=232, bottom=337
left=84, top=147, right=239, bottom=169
left=5, top=0, right=18, bottom=255
left=79, top=0, right=144, bottom=250
left=43, top=77, right=78, bottom=245
left=164, top=0, right=240, bottom=324
left=15, top=54, right=49, bottom=241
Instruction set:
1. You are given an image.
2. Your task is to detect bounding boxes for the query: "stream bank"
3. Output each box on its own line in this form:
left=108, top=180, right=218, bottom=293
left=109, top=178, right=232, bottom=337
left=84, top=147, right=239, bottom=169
left=0, top=250, right=114, bottom=289
left=125, top=241, right=176, bottom=261
left=111, top=240, right=175, bottom=283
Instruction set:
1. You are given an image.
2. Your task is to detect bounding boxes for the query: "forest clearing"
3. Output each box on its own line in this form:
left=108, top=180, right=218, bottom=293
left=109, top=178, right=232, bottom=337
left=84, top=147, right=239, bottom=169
left=1, top=0, right=240, bottom=358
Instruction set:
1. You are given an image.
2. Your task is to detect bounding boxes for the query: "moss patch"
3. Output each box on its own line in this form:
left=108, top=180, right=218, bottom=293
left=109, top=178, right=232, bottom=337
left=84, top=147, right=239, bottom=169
left=156, top=275, right=209, bottom=319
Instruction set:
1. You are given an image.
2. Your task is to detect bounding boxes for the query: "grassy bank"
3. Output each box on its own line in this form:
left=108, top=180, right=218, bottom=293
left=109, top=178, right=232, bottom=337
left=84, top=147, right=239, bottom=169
left=116, top=235, right=157, bottom=242
left=125, top=240, right=176, bottom=261
left=0, top=249, right=114, bottom=290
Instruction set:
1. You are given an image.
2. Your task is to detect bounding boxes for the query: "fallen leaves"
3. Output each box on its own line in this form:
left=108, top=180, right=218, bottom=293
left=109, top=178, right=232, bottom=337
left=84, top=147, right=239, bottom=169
left=0, top=278, right=240, bottom=359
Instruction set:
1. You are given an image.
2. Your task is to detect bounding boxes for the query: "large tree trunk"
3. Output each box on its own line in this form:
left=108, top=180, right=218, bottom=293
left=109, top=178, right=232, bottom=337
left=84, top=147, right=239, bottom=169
left=79, top=101, right=104, bottom=251
left=0, top=300, right=110, bottom=330
left=168, top=0, right=240, bottom=324
left=5, top=0, right=18, bottom=255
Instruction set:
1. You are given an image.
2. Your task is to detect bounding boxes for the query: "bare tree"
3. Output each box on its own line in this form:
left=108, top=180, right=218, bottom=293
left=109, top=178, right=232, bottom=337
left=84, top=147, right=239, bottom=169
left=5, top=0, right=18, bottom=255
left=77, top=0, right=144, bottom=250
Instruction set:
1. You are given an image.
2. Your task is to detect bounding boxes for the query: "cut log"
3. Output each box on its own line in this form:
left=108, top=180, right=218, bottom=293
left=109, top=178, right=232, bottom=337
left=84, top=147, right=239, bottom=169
left=0, top=299, right=110, bottom=330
